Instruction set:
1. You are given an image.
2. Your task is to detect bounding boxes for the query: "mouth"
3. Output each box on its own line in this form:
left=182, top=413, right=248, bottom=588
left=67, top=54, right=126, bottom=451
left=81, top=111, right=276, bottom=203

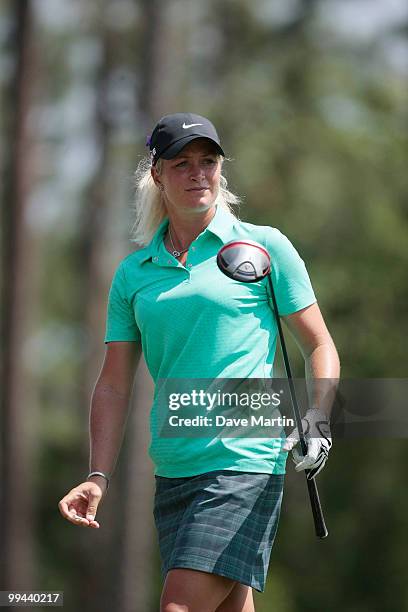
left=186, top=187, right=208, bottom=192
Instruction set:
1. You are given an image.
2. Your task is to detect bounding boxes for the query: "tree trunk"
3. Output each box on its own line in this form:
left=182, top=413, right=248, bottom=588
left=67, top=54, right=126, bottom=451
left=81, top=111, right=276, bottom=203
left=0, top=0, right=38, bottom=593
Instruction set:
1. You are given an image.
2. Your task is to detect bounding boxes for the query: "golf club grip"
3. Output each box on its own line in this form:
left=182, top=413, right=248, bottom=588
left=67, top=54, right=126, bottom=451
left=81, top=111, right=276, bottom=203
left=306, top=475, right=328, bottom=538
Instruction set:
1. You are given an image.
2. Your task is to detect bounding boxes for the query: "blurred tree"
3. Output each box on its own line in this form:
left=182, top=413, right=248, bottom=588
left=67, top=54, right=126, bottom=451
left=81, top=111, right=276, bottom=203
left=0, top=0, right=38, bottom=594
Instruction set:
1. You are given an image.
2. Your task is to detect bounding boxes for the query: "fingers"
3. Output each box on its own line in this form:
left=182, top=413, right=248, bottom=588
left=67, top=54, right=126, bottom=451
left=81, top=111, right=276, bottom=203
left=284, top=410, right=332, bottom=478
left=58, top=484, right=102, bottom=528
left=294, top=456, right=317, bottom=472
left=85, top=492, right=100, bottom=523
left=292, top=438, right=320, bottom=470
left=291, top=440, right=329, bottom=478
left=282, top=417, right=310, bottom=452
left=58, top=501, right=97, bottom=527
left=306, top=454, right=327, bottom=480
left=71, top=512, right=100, bottom=528
left=282, top=427, right=299, bottom=452
left=292, top=447, right=303, bottom=464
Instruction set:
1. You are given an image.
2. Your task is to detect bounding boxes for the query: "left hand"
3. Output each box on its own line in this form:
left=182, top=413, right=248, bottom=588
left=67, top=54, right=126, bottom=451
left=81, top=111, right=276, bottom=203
left=282, top=408, right=332, bottom=480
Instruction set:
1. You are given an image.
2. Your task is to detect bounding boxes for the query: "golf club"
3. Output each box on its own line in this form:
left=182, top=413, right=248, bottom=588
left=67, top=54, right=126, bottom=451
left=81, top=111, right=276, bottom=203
left=217, top=239, right=328, bottom=539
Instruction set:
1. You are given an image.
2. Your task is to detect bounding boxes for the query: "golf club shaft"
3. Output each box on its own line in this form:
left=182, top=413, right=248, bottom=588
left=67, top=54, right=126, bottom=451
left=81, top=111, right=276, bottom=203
left=266, top=274, right=328, bottom=539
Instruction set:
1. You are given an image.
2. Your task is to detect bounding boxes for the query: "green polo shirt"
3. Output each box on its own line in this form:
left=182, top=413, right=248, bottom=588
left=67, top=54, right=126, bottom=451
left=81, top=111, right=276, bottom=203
left=104, top=205, right=316, bottom=477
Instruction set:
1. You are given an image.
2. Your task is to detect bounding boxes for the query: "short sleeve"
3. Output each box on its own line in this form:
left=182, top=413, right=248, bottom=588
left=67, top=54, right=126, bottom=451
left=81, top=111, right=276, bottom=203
left=265, top=229, right=316, bottom=316
left=104, top=263, right=141, bottom=343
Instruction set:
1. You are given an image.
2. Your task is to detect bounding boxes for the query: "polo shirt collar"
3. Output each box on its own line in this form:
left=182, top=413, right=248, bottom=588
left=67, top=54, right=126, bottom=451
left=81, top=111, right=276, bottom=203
left=139, top=217, right=169, bottom=263
left=139, top=204, right=236, bottom=263
left=205, top=204, right=237, bottom=243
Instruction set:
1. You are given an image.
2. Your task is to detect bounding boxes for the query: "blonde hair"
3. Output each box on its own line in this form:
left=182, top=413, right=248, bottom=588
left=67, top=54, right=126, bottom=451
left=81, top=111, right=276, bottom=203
left=130, top=155, right=241, bottom=246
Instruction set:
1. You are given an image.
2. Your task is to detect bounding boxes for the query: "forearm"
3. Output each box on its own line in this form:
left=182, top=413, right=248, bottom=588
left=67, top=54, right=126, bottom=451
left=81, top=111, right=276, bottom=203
left=304, top=341, right=340, bottom=418
left=88, top=381, right=131, bottom=477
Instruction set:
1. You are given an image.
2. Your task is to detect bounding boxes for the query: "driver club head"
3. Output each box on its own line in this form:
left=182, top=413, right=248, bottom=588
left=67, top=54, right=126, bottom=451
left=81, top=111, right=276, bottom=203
left=217, top=239, right=271, bottom=283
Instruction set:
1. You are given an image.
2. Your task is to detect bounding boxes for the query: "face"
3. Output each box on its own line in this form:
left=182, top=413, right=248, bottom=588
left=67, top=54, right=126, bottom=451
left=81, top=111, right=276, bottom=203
left=151, top=138, right=222, bottom=214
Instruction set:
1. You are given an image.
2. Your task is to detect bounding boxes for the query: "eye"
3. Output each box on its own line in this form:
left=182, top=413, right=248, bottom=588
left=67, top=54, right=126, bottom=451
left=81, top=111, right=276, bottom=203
left=175, top=160, right=187, bottom=167
left=203, top=158, right=216, bottom=165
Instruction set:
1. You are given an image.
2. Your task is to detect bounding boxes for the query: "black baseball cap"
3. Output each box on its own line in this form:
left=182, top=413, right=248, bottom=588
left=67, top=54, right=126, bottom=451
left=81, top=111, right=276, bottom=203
left=146, top=112, right=225, bottom=165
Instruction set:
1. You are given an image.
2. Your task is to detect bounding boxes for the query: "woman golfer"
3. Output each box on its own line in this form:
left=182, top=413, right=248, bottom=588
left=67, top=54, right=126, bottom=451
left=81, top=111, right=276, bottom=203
left=58, top=113, right=340, bottom=612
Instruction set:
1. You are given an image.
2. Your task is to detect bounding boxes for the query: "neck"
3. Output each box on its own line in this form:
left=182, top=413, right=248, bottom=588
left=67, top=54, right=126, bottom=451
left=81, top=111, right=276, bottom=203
left=166, top=205, right=217, bottom=248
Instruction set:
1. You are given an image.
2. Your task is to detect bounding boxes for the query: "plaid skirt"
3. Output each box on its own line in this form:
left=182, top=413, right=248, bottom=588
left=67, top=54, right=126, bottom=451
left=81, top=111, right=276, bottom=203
left=153, top=470, right=284, bottom=593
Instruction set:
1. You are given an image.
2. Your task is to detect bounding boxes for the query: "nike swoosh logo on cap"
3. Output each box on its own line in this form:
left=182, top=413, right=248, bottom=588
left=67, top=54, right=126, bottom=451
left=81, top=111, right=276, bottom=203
left=182, top=122, right=203, bottom=129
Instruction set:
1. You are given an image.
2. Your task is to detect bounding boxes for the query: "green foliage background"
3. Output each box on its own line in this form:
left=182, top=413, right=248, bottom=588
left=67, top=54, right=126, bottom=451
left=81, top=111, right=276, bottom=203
left=1, top=1, right=407, bottom=610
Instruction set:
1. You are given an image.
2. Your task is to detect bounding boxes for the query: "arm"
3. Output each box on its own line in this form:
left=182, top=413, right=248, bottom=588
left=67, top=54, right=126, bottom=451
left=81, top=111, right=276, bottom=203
left=58, top=341, right=142, bottom=528
left=281, top=302, right=340, bottom=477
left=88, top=341, right=142, bottom=490
left=282, top=302, right=340, bottom=417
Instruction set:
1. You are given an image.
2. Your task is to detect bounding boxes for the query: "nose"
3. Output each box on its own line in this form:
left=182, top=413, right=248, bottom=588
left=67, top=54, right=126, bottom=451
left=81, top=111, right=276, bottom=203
left=189, top=161, right=205, bottom=182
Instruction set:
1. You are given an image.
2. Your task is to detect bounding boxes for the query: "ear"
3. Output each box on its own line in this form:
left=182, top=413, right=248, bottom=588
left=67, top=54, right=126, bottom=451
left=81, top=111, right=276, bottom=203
left=151, top=165, right=162, bottom=189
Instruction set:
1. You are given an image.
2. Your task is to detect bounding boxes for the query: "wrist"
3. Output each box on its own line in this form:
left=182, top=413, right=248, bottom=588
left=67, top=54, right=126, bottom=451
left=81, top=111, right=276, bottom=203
left=86, top=470, right=110, bottom=490
left=308, top=407, right=330, bottom=422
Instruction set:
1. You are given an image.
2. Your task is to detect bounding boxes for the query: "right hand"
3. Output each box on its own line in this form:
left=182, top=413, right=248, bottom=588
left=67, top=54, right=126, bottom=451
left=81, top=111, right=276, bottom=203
left=58, top=478, right=107, bottom=528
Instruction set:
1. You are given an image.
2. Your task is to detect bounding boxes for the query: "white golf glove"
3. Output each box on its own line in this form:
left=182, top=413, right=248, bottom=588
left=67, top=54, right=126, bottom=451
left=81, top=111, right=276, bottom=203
left=282, top=408, right=332, bottom=480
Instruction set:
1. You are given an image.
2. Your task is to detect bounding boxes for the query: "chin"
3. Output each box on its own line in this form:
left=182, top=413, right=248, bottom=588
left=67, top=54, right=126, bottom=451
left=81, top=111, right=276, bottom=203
left=183, top=200, right=215, bottom=214
left=191, top=202, right=215, bottom=212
